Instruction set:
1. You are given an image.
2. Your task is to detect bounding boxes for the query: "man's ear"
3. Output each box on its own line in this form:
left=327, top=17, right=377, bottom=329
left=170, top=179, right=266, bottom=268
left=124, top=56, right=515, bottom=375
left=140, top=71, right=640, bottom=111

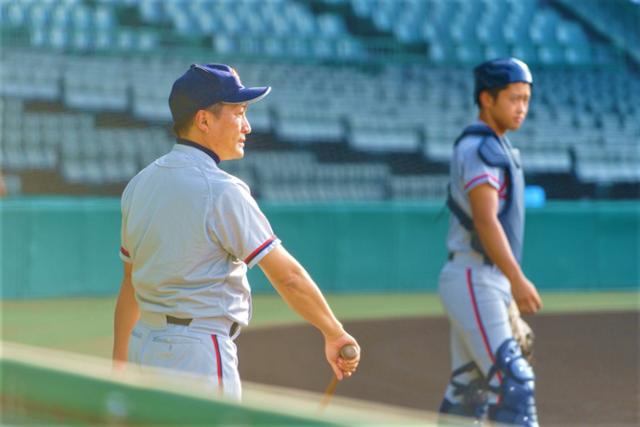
left=194, top=110, right=209, bottom=132
left=479, top=90, right=493, bottom=110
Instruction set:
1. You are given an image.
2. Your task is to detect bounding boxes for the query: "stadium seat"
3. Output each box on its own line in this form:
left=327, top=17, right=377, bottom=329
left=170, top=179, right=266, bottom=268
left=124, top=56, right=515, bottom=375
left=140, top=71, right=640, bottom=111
left=529, top=9, right=561, bottom=45
left=350, top=0, right=374, bottom=19
left=427, top=40, right=455, bottom=64
left=277, top=117, right=344, bottom=144
left=511, top=41, right=538, bottom=66
left=456, top=42, right=485, bottom=65
left=138, top=0, right=165, bottom=24
left=5, top=3, right=27, bottom=27
left=29, top=4, right=51, bottom=27
left=61, top=159, right=85, bottom=184
left=390, top=174, right=448, bottom=200
left=485, top=41, right=511, bottom=61
left=538, top=44, right=565, bottom=65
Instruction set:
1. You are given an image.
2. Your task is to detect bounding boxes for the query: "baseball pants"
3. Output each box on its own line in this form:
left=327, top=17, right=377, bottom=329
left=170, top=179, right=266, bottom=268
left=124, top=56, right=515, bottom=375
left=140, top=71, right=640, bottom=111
left=438, top=252, right=513, bottom=404
left=128, top=312, right=242, bottom=400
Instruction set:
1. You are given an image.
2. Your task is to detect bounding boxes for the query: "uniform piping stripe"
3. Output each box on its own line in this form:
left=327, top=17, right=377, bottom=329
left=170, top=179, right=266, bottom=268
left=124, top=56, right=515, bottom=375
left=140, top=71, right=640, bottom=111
left=244, top=237, right=275, bottom=265
left=464, top=173, right=500, bottom=190
left=498, top=178, right=508, bottom=193
left=466, top=268, right=503, bottom=383
left=211, top=335, right=224, bottom=393
left=120, top=246, right=130, bottom=258
left=498, top=175, right=508, bottom=199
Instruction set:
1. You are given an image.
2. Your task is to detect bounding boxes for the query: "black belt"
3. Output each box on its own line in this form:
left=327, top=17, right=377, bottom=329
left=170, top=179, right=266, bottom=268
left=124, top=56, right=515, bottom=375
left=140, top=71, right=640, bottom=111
left=448, top=252, right=493, bottom=266
left=230, top=322, right=239, bottom=336
left=166, top=315, right=239, bottom=336
left=166, top=315, right=192, bottom=326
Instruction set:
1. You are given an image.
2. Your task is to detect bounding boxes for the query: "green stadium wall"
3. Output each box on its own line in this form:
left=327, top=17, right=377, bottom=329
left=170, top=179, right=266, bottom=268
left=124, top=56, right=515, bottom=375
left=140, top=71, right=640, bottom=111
left=1, top=197, right=638, bottom=298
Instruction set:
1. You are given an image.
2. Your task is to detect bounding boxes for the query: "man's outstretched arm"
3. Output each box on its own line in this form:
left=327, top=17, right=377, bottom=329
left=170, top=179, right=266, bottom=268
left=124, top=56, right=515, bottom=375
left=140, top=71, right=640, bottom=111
left=258, top=245, right=360, bottom=380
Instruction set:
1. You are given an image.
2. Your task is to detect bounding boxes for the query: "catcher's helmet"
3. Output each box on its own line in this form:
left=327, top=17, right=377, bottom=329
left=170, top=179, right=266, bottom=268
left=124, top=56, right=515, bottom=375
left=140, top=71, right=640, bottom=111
left=473, top=58, right=532, bottom=104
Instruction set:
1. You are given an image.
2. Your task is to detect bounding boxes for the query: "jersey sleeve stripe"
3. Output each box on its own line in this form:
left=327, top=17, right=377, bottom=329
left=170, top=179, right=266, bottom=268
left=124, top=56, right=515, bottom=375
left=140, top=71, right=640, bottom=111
left=244, top=237, right=276, bottom=265
left=120, top=246, right=130, bottom=258
left=464, top=173, right=500, bottom=190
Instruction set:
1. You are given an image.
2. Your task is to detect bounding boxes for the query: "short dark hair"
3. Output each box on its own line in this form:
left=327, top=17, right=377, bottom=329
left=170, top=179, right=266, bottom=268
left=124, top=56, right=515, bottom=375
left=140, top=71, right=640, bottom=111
left=171, top=103, right=224, bottom=137
left=172, top=117, right=193, bottom=137
left=475, top=85, right=507, bottom=108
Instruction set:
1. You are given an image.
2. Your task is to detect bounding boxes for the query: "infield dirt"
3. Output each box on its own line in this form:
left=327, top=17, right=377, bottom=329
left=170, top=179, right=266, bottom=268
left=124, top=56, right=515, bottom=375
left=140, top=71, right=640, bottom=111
left=238, top=311, right=639, bottom=426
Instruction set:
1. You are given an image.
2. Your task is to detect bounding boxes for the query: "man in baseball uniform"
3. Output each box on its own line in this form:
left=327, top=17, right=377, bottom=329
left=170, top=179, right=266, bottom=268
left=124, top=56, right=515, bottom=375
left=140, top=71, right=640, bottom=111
left=112, top=64, right=360, bottom=400
left=438, top=58, right=542, bottom=426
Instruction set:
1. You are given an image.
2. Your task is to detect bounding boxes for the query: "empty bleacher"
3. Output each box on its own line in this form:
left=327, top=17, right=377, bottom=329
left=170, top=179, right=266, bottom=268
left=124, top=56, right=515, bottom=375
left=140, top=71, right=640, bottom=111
left=0, top=0, right=638, bottom=200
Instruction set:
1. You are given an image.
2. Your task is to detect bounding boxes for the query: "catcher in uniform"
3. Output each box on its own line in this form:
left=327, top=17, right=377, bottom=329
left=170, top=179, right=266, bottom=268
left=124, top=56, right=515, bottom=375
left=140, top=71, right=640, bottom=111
left=112, top=64, right=360, bottom=400
left=438, top=58, right=542, bottom=426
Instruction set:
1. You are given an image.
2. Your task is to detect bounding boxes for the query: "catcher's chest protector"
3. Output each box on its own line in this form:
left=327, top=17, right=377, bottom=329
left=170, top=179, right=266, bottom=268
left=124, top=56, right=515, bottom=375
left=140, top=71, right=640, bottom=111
left=447, top=123, right=526, bottom=263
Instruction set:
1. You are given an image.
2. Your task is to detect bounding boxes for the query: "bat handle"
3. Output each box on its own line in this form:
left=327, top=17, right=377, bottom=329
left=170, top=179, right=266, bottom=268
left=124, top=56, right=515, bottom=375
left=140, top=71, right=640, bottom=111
left=318, top=344, right=359, bottom=413
left=340, top=344, right=359, bottom=360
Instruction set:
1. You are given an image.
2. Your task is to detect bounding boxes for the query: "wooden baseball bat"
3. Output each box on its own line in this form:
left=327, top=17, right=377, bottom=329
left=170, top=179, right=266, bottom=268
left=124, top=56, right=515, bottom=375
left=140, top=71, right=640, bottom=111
left=318, top=344, right=358, bottom=413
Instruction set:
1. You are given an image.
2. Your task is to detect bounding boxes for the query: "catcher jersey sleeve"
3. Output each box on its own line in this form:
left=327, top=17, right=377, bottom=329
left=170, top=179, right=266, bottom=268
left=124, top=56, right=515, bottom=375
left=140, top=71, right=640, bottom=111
left=210, top=183, right=280, bottom=268
left=458, top=139, right=505, bottom=195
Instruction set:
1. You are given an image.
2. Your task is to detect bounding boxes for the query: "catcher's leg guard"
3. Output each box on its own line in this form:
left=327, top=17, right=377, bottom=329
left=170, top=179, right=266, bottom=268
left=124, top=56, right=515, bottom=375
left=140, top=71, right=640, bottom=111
left=439, top=362, right=489, bottom=421
left=487, top=338, right=538, bottom=427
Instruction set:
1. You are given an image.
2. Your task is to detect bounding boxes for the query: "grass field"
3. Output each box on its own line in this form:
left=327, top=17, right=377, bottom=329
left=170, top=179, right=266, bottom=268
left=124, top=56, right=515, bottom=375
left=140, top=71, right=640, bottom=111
left=1, top=291, right=638, bottom=359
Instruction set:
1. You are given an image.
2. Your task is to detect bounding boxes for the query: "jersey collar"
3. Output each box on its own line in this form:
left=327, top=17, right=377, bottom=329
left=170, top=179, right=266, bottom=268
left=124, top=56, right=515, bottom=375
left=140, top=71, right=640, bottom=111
left=176, top=138, right=221, bottom=164
left=475, top=119, right=509, bottom=145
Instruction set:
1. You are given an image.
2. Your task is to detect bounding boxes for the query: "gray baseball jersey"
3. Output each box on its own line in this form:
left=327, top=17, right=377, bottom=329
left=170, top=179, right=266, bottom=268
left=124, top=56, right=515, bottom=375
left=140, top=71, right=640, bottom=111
left=120, top=143, right=280, bottom=326
left=446, top=121, right=512, bottom=255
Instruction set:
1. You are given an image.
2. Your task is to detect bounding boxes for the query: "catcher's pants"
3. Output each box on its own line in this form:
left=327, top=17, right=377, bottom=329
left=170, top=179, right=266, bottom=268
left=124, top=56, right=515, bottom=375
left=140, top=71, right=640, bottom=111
left=438, top=252, right=513, bottom=404
left=128, top=311, right=242, bottom=400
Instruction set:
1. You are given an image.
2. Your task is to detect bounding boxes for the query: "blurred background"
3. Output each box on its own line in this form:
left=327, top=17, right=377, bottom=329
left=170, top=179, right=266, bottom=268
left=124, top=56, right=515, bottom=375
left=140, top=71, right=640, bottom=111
left=1, top=0, right=638, bottom=201
left=0, top=0, right=639, bottom=298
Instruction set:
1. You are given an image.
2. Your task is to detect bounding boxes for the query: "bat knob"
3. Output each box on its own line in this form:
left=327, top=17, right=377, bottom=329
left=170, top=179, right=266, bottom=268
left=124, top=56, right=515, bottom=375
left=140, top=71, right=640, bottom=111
left=340, top=344, right=358, bottom=360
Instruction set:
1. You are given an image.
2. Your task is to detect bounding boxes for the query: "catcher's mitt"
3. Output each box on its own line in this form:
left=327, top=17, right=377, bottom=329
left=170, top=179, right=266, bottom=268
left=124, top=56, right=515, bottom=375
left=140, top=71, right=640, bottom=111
left=508, top=300, right=535, bottom=363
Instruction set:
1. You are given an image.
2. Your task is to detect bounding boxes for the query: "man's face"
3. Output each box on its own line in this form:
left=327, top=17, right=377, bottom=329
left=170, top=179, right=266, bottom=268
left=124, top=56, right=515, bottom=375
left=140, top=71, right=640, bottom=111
left=205, top=103, right=251, bottom=161
left=487, top=82, right=531, bottom=133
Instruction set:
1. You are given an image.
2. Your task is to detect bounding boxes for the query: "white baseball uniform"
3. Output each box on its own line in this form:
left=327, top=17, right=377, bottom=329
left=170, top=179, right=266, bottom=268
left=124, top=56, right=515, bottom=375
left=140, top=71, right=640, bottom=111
left=120, top=140, right=280, bottom=400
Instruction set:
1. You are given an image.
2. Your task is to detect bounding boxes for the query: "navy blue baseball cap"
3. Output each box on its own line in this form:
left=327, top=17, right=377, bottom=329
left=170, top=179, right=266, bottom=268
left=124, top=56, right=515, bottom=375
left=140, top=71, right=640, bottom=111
left=473, top=57, right=532, bottom=102
left=169, top=64, right=271, bottom=124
